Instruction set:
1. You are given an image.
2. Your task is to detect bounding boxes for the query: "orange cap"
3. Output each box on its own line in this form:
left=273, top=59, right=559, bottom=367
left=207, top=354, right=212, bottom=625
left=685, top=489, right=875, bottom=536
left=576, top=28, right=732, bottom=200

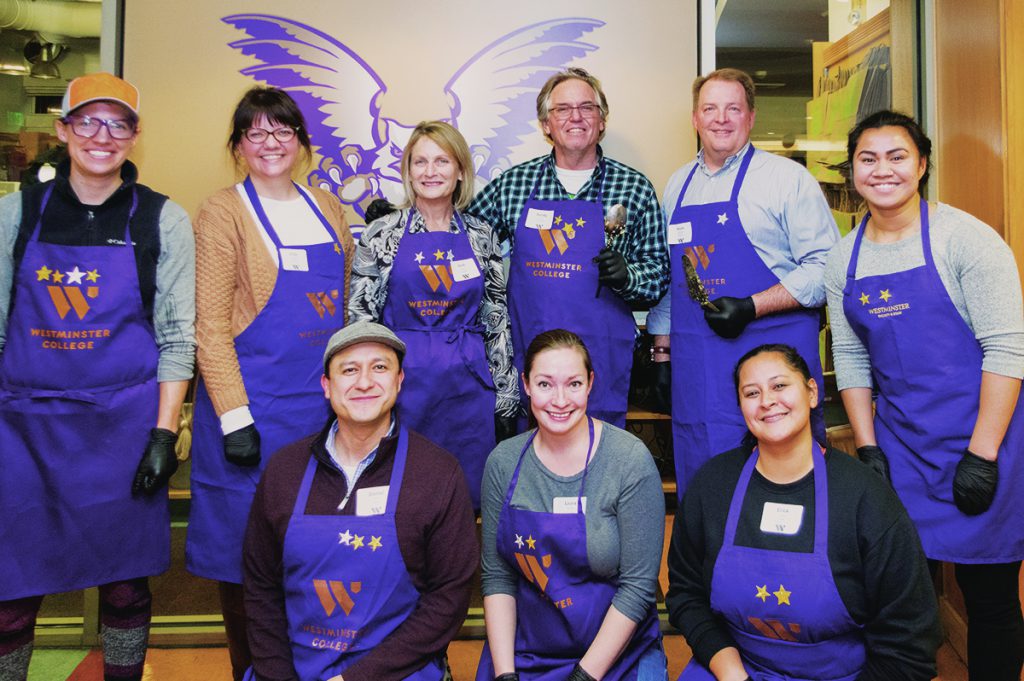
left=61, top=72, right=140, bottom=117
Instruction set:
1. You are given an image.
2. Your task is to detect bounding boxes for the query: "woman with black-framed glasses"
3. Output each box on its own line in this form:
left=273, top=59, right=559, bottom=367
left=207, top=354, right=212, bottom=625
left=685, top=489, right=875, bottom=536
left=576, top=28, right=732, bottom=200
left=186, top=86, right=354, bottom=680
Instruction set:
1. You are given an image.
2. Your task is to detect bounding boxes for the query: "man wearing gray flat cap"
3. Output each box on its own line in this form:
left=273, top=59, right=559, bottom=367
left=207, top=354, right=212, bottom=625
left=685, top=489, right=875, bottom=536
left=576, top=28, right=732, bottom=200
left=242, top=320, right=477, bottom=681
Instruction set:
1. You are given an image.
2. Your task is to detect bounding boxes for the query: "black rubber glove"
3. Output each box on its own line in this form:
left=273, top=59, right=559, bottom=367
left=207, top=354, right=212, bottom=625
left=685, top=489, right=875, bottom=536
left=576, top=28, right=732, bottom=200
left=494, top=674, right=520, bottom=681
left=704, top=296, right=756, bottom=339
left=856, top=445, right=891, bottom=483
left=566, top=664, right=596, bottom=681
left=224, top=424, right=262, bottom=467
left=132, top=427, right=179, bottom=495
left=651, top=360, right=672, bottom=414
left=364, top=198, right=396, bottom=224
left=592, top=247, right=628, bottom=288
left=953, top=449, right=998, bottom=515
left=495, top=414, right=518, bottom=444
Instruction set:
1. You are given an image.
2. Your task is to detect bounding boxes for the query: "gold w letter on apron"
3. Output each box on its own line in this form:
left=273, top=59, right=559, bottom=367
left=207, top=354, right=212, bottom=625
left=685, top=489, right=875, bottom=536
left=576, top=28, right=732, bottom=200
left=539, top=229, right=569, bottom=255
left=313, top=579, right=362, bottom=616
left=46, top=286, right=91, bottom=320
left=747, top=616, right=801, bottom=642
left=418, top=265, right=454, bottom=292
left=306, top=290, right=339, bottom=318
left=513, top=553, right=553, bottom=592
left=683, top=244, right=715, bottom=270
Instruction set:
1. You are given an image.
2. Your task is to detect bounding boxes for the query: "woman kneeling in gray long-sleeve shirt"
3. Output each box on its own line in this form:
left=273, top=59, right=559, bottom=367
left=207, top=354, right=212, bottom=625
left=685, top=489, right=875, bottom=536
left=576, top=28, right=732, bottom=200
left=477, top=328, right=667, bottom=681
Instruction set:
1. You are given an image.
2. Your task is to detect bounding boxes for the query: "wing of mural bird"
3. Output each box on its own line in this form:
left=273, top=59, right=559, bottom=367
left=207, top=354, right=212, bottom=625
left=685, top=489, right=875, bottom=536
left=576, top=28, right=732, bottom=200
left=222, top=14, right=604, bottom=225
left=444, top=17, right=604, bottom=187
left=222, top=13, right=396, bottom=220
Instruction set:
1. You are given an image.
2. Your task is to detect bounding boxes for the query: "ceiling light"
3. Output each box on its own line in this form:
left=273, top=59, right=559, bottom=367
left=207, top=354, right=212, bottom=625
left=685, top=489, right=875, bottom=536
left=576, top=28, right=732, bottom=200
left=30, top=60, right=60, bottom=79
left=24, top=38, right=65, bottom=81
left=0, top=44, right=28, bottom=76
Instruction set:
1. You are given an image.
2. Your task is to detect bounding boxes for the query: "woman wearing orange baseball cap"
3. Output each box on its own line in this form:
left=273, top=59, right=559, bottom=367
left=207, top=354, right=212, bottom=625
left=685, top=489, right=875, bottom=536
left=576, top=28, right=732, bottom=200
left=0, top=72, right=195, bottom=680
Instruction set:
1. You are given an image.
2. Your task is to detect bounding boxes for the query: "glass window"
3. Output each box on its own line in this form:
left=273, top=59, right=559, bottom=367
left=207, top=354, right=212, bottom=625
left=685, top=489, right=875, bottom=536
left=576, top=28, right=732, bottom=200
left=715, top=0, right=905, bottom=438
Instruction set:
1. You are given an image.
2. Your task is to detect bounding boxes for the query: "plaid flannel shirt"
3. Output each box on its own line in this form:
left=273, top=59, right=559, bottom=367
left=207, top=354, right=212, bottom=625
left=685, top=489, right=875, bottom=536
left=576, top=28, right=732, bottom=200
left=468, top=149, right=669, bottom=304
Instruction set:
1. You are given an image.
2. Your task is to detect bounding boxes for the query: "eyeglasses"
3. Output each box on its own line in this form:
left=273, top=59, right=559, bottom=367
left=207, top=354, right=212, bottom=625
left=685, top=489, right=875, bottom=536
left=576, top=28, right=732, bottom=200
left=549, top=103, right=602, bottom=120
left=244, top=126, right=299, bottom=144
left=62, top=115, right=136, bottom=140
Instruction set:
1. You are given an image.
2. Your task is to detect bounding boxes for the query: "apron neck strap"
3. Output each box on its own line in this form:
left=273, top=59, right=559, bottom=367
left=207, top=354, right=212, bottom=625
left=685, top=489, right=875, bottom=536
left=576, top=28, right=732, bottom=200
left=29, top=185, right=56, bottom=243
left=385, top=428, right=410, bottom=514
left=722, top=443, right=829, bottom=553
left=291, top=426, right=410, bottom=516
left=506, top=417, right=595, bottom=512
left=295, top=183, right=342, bottom=247
left=845, top=196, right=929, bottom=286
left=576, top=416, right=597, bottom=503
left=677, top=163, right=701, bottom=205
left=243, top=175, right=286, bottom=251
left=729, top=144, right=757, bottom=203
left=243, top=176, right=340, bottom=251
left=845, top=212, right=871, bottom=286
left=810, top=445, right=828, bottom=553
left=293, top=453, right=321, bottom=516
left=917, top=197, right=934, bottom=268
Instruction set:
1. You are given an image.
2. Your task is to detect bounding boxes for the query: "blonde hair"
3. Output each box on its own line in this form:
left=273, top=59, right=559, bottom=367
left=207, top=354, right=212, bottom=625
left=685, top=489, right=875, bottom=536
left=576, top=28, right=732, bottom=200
left=400, top=120, right=475, bottom=211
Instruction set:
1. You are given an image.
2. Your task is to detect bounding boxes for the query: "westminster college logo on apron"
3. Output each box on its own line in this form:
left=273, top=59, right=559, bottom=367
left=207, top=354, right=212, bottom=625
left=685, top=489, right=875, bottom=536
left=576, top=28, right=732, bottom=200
left=415, top=248, right=456, bottom=294
left=522, top=207, right=589, bottom=280
left=30, top=262, right=107, bottom=351
left=306, top=289, right=341, bottom=319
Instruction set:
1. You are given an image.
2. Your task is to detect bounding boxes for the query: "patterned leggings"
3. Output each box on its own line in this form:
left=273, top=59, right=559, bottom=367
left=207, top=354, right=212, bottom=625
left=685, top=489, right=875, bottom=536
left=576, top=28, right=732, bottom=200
left=0, top=578, right=152, bottom=681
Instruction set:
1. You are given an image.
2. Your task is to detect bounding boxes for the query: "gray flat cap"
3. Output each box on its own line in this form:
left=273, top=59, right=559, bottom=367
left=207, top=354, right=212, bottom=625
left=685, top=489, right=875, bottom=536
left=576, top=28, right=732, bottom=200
left=322, top=321, right=406, bottom=373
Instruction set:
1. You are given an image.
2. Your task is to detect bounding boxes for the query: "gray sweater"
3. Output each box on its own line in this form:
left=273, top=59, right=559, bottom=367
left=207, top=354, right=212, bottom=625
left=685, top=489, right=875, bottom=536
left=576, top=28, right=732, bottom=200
left=480, top=423, right=665, bottom=622
left=825, top=202, right=1024, bottom=389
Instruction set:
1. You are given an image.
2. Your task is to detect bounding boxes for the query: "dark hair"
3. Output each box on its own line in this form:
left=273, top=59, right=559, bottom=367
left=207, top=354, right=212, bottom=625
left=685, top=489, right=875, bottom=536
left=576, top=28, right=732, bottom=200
left=847, top=109, right=932, bottom=186
left=523, top=329, right=594, bottom=379
left=733, top=344, right=816, bottom=451
left=228, top=87, right=313, bottom=165
left=733, top=343, right=813, bottom=396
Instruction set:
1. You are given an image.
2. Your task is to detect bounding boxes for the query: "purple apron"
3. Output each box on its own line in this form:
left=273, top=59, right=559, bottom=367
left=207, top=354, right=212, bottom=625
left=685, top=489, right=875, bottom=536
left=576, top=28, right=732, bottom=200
left=0, top=186, right=169, bottom=600
left=842, top=199, right=1024, bottom=563
left=507, top=164, right=634, bottom=427
left=242, top=428, right=444, bottom=681
left=381, top=209, right=495, bottom=509
left=679, top=447, right=865, bottom=681
left=187, top=178, right=346, bottom=583
left=475, top=419, right=662, bottom=680
left=668, top=146, right=824, bottom=496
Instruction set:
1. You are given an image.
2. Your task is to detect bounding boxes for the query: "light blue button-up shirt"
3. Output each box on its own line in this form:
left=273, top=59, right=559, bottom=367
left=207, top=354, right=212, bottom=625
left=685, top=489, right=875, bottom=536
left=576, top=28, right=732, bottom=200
left=647, top=143, right=838, bottom=335
left=325, top=416, right=396, bottom=509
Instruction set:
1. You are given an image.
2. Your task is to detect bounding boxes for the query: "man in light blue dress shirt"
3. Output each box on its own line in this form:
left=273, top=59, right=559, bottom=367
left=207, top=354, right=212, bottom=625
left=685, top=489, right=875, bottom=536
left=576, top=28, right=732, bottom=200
left=647, top=68, right=838, bottom=493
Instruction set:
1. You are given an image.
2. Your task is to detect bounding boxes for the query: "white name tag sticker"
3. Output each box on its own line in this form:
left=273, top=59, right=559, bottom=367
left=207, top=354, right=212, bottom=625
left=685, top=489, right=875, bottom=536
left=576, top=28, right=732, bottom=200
left=280, top=248, right=309, bottom=271
left=553, top=496, right=587, bottom=514
left=450, top=257, right=481, bottom=282
left=356, top=485, right=389, bottom=516
left=667, top=221, right=692, bottom=245
left=760, top=502, right=804, bottom=535
left=524, top=208, right=554, bottom=230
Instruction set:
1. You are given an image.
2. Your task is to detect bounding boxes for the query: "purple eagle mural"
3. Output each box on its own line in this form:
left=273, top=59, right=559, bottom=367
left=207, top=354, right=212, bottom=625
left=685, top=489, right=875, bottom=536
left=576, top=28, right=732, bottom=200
left=222, top=14, right=604, bottom=232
